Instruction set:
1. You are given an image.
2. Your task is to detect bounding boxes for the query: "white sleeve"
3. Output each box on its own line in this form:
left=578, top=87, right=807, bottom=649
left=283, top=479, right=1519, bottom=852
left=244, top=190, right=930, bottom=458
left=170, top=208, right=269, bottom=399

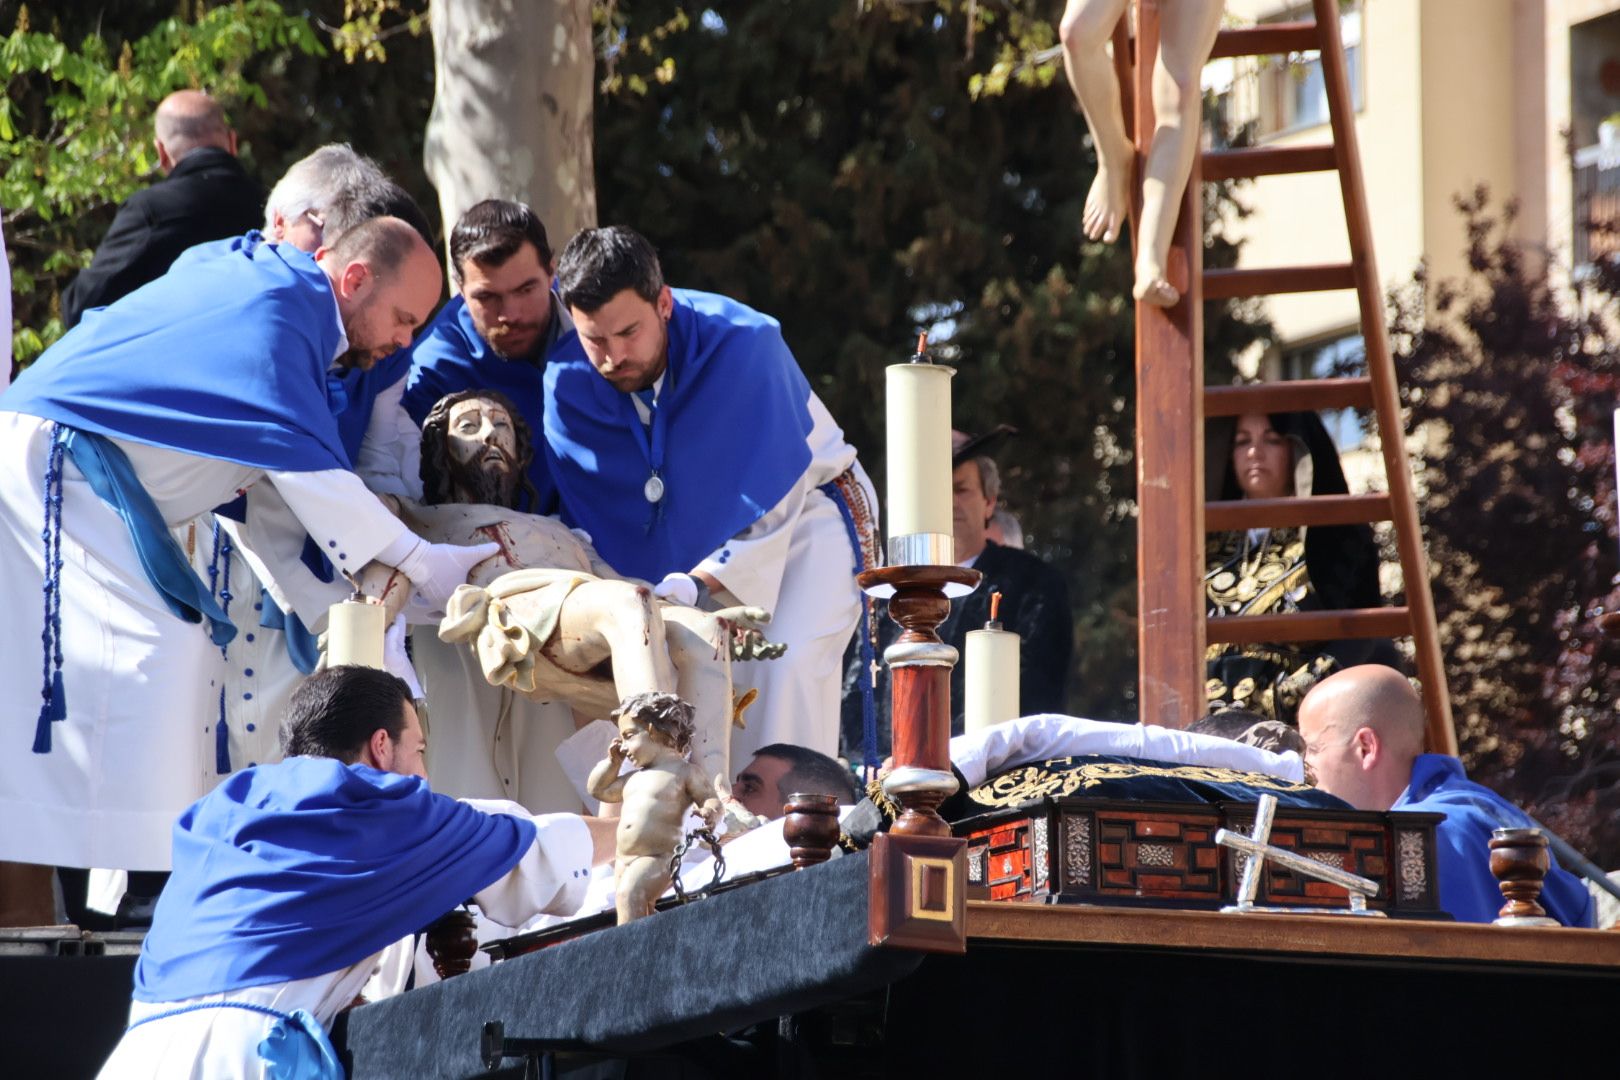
left=949, top=714, right=1305, bottom=789
left=226, top=469, right=417, bottom=625
left=464, top=806, right=595, bottom=925
left=691, top=470, right=809, bottom=613
left=353, top=377, right=424, bottom=501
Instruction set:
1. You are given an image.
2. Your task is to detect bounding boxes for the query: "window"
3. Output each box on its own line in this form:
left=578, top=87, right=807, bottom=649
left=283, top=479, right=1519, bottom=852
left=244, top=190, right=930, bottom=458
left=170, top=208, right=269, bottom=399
left=1210, top=2, right=1364, bottom=144
left=1281, top=333, right=1366, bottom=451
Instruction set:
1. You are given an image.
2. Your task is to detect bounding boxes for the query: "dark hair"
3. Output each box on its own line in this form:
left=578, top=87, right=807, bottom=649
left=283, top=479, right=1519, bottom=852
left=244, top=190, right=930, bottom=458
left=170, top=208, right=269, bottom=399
left=450, top=199, right=553, bottom=284
left=1187, top=708, right=1271, bottom=740
left=613, top=691, right=696, bottom=754
left=419, top=388, right=540, bottom=512
left=754, top=743, right=858, bottom=805
left=555, top=225, right=664, bottom=313
left=280, top=665, right=414, bottom=763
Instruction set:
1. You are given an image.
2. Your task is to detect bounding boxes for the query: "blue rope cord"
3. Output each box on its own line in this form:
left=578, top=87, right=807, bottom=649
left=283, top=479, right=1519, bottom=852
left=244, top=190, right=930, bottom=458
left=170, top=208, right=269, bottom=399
left=33, top=426, right=67, bottom=753
left=210, top=522, right=235, bottom=775
left=820, top=481, right=879, bottom=774
left=126, top=998, right=292, bottom=1034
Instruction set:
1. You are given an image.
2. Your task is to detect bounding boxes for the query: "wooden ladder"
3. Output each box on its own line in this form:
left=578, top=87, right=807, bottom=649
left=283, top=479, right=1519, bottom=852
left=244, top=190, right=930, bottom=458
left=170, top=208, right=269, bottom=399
left=1118, top=0, right=1457, bottom=754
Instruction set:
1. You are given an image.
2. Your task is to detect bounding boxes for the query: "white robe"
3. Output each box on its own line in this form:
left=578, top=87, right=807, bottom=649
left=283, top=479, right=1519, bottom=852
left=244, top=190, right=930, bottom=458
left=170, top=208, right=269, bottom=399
left=645, top=391, right=873, bottom=761
left=0, top=411, right=414, bottom=870
left=95, top=808, right=593, bottom=1080
left=191, top=373, right=428, bottom=788
left=412, top=632, right=585, bottom=815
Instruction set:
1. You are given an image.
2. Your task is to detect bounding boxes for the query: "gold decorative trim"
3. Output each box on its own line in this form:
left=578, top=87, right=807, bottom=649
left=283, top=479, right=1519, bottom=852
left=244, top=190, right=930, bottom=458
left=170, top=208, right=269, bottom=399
left=908, top=855, right=956, bottom=922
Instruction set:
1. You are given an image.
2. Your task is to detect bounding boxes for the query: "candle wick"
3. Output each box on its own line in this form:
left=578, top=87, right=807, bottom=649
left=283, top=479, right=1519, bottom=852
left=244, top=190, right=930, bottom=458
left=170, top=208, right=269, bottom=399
left=990, top=590, right=1002, bottom=623
left=916, top=331, right=928, bottom=356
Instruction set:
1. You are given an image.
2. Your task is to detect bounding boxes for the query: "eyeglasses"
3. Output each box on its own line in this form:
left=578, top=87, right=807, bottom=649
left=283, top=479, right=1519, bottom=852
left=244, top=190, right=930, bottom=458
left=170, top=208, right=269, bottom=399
left=302, top=208, right=326, bottom=242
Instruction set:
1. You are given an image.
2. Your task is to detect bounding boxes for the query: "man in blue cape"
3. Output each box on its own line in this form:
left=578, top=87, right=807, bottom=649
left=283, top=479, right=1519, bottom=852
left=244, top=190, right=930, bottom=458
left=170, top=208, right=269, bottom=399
left=545, top=226, right=878, bottom=764
left=1299, top=665, right=1595, bottom=926
left=0, top=217, right=498, bottom=887
left=184, top=146, right=442, bottom=797
left=95, top=665, right=608, bottom=1079
left=402, top=199, right=572, bottom=513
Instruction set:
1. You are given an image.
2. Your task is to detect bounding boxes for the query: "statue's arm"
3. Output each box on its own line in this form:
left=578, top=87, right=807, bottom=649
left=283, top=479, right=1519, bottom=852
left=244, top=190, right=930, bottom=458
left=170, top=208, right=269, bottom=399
left=587, top=751, right=629, bottom=803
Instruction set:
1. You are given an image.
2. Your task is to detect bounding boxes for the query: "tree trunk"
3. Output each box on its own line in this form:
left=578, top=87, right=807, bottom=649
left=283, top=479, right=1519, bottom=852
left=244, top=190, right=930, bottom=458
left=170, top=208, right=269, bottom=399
left=424, top=0, right=597, bottom=260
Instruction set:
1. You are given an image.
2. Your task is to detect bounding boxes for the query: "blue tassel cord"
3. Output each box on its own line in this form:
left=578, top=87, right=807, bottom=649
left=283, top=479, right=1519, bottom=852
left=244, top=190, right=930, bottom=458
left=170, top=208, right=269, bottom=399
left=210, top=522, right=235, bottom=775
left=34, top=428, right=68, bottom=753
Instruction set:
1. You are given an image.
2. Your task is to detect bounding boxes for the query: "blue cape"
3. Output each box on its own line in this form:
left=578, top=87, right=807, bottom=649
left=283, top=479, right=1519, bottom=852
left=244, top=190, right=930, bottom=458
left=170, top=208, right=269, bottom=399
left=402, top=295, right=559, bottom=514
left=135, top=757, right=537, bottom=1002
left=1396, top=754, right=1595, bottom=927
left=543, top=289, right=814, bottom=581
left=4, top=233, right=351, bottom=473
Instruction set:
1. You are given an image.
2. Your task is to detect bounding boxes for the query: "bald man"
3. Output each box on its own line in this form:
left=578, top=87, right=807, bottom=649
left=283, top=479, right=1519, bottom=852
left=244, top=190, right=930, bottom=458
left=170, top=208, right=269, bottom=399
left=0, top=216, right=497, bottom=885
left=1299, top=666, right=1593, bottom=926
left=62, top=90, right=266, bottom=328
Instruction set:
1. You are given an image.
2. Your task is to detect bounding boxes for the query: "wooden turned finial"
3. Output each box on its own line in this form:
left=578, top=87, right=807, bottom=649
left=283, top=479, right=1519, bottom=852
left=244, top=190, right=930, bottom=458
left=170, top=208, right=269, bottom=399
left=424, top=907, right=480, bottom=978
left=1488, top=828, right=1559, bottom=927
left=782, top=792, right=841, bottom=868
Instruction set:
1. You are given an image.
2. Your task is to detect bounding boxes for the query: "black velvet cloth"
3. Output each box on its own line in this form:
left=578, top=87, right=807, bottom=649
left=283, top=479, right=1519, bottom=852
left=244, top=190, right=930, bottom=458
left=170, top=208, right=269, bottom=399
left=840, top=540, right=1072, bottom=758
left=61, top=147, right=266, bottom=328
left=336, top=850, right=922, bottom=1078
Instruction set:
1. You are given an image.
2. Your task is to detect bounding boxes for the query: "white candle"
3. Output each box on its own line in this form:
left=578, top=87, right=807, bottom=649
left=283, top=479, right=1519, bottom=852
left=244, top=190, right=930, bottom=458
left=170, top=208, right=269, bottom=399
left=885, top=339, right=955, bottom=564
left=965, top=593, right=1020, bottom=734
left=328, top=597, right=386, bottom=670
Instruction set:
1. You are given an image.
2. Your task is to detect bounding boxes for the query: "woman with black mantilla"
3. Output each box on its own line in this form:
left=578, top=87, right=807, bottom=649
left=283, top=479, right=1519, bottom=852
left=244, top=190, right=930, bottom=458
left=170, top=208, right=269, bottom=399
left=1204, top=410, right=1400, bottom=725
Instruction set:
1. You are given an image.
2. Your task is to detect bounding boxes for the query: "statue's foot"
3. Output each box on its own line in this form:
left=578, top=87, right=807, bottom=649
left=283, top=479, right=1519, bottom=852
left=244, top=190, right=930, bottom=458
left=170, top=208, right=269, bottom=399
left=1083, top=159, right=1131, bottom=244
left=1133, top=264, right=1180, bottom=307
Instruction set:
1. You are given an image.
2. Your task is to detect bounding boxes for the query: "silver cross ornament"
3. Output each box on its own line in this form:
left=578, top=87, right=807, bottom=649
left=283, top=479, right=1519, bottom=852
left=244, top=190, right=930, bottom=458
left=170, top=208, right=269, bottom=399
left=1214, top=794, right=1384, bottom=917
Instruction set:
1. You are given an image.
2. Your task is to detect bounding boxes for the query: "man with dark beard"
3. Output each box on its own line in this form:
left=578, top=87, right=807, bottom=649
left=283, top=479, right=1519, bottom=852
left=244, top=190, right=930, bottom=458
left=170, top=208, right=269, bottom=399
left=402, top=200, right=569, bottom=513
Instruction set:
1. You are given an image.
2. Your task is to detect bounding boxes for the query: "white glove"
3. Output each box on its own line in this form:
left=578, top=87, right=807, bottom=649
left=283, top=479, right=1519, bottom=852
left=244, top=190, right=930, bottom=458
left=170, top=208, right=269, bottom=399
left=392, top=539, right=502, bottom=609
left=383, top=616, right=424, bottom=698
left=653, top=572, right=700, bottom=607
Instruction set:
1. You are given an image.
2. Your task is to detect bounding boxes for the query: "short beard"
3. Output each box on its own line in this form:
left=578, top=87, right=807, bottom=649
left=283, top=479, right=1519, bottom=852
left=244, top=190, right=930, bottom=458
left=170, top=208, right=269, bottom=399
left=447, top=453, right=520, bottom=509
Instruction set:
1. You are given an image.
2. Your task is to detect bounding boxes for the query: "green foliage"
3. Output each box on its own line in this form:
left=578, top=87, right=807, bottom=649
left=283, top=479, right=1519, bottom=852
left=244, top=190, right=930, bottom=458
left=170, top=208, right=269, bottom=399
left=595, top=0, right=1269, bottom=722
left=1, top=1, right=324, bottom=363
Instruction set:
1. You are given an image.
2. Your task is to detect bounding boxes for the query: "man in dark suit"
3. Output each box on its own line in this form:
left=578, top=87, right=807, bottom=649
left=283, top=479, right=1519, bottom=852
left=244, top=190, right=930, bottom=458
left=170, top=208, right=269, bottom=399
left=842, top=428, right=1075, bottom=760
left=61, top=90, right=265, bottom=327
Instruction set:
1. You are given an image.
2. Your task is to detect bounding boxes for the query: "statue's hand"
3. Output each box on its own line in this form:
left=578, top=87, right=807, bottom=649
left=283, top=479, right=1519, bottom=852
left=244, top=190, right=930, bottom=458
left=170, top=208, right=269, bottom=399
left=730, top=624, right=787, bottom=662
left=696, top=797, right=723, bottom=829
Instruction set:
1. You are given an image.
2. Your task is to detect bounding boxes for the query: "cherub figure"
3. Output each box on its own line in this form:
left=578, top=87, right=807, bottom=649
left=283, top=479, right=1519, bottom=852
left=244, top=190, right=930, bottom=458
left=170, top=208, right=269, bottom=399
left=587, top=692, right=721, bottom=924
left=1060, top=0, right=1225, bottom=306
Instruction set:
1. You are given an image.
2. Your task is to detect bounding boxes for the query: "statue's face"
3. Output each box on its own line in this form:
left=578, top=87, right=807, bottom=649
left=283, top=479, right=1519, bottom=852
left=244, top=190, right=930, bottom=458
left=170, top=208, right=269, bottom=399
left=448, top=396, right=517, bottom=469
left=444, top=396, right=522, bottom=507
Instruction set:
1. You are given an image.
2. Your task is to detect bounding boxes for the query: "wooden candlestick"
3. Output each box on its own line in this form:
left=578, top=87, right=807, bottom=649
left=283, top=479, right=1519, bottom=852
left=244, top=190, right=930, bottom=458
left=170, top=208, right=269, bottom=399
left=424, top=907, right=480, bottom=979
left=782, top=792, right=841, bottom=868
left=1489, top=827, right=1559, bottom=927
left=859, top=564, right=980, bottom=837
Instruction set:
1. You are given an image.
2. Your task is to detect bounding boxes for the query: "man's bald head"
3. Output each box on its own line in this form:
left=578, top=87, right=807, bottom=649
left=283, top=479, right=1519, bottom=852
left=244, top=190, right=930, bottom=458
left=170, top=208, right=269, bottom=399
left=317, top=216, right=443, bottom=370
left=1298, top=665, right=1425, bottom=811
left=153, top=91, right=234, bottom=172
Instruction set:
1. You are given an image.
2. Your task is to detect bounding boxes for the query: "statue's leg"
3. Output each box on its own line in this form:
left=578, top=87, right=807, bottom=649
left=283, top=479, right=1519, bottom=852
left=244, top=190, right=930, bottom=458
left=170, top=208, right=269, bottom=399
left=615, top=854, right=668, bottom=923
left=663, top=613, right=735, bottom=797
left=1059, top=0, right=1134, bottom=243
left=1134, top=0, right=1226, bottom=307
left=547, top=581, right=678, bottom=696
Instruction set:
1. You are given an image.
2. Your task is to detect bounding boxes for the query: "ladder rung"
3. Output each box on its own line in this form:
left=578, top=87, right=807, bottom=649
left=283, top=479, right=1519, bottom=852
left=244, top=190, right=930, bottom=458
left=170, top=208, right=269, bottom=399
left=1202, top=145, right=1338, bottom=182
left=1206, top=494, right=1392, bottom=531
left=1207, top=608, right=1412, bottom=645
left=1205, top=378, right=1374, bottom=416
left=1203, top=263, right=1356, bottom=299
left=1209, top=23, right=1321, bottom=59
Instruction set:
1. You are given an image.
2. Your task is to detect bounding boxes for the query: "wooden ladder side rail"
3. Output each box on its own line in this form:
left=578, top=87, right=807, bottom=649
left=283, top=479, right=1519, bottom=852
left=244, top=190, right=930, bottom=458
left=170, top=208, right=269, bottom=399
left=1129, top=0, right=1208, bottom=730
left=1312, top=0, right=1457, bottom=755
